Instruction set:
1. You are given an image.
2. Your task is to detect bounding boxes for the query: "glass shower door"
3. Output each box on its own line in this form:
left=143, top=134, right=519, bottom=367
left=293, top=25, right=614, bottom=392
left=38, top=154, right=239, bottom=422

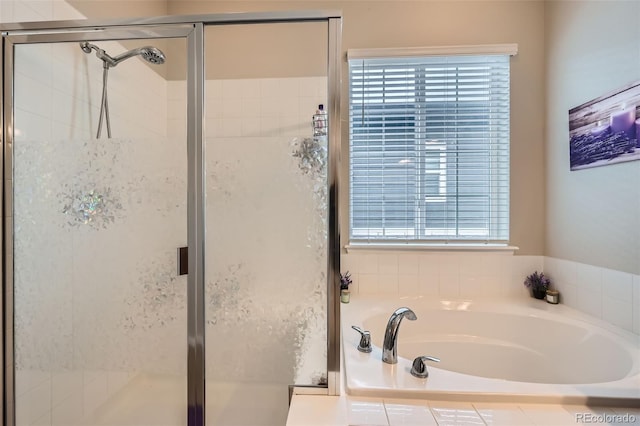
left=203, top=22, right=329, bottom=426
left=7, top=30, right=191, bottom=426
left=4, top=14, right=341, bottom=425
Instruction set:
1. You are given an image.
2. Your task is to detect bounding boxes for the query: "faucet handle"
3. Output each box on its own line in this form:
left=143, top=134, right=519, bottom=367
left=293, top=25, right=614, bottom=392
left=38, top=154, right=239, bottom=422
left=351, top=326, right=372, bottom=353
left=411, top=355, right=440, bottom=378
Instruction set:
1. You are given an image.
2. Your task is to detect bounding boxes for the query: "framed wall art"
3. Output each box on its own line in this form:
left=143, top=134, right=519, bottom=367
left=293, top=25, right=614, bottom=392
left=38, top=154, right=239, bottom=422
left=569, top=80, right=640, bottom=170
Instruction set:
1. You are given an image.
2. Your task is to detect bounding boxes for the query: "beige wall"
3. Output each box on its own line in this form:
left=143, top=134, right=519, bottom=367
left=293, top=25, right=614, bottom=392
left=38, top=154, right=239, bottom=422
left=69, top=0, right=547, bottom=255
left=200, top=22, right=327, bottom=80
left=68, top=0, right=168, bottom=20
left=545, top=1, right=640, bottom=274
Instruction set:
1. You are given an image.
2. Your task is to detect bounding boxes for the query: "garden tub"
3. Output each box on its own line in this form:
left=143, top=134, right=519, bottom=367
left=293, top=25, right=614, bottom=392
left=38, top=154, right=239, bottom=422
left=342, top=296, right=640, bottom=405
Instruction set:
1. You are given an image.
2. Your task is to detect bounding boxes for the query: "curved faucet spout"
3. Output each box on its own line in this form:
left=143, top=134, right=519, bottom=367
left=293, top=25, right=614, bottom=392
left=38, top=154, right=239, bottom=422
left=382, top=307, right=417, bottom=364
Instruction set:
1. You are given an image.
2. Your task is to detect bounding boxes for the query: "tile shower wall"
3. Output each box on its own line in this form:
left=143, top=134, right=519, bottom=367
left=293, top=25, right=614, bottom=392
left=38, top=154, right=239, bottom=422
left=0, top=0, right=86, bottom=23
left=168, top=76, right=328, bottom=403
left=167, top=77, right=325, bottom=140
left=4, top=1, right=180, bottom=424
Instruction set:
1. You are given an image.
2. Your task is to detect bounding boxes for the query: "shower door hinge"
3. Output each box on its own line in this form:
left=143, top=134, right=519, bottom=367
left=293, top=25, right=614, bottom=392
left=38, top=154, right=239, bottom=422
left=177, top=246, right=188, bottom=275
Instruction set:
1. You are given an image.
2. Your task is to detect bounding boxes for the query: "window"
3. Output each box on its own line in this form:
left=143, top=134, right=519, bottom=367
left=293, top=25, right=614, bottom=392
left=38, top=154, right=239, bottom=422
left=348, top=47, right=514, bottom=244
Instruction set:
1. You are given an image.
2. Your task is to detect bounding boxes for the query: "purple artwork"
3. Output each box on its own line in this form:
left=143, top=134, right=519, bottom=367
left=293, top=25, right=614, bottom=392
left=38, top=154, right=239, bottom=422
left=569, top=80, right=640, bottom=170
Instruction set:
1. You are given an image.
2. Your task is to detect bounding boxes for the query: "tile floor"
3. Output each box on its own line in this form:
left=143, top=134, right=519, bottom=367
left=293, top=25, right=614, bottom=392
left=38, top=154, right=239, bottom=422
left=287, top=394, right=640, bottom=426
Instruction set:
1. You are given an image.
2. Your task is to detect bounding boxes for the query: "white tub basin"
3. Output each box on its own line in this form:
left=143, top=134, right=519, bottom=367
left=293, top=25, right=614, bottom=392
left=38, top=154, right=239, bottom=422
left=342, top=296, right=640, bottom=405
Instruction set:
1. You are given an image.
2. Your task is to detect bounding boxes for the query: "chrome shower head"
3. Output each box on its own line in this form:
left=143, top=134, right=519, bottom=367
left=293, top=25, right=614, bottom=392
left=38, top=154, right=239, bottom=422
left=137, top=47, right=166, bottom=65
left=80, top=42, right=166, bottom=68
left=112, top=46, right=166, bottom=66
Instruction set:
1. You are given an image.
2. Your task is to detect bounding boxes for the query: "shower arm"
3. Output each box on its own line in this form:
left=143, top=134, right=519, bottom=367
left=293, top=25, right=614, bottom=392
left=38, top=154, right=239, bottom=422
left=111, top=48, right=145, bottom=65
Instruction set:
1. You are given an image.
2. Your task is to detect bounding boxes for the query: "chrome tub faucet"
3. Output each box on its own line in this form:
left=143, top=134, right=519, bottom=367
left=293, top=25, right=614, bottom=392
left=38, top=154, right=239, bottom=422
left=382, top=307, right=417, bottom=364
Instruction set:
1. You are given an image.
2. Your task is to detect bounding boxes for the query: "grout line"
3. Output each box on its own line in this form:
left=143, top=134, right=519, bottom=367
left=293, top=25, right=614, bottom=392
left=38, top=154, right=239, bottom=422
left=470, top=403, right=489, bottom=426
left=382, top=400, right=391, bottom=426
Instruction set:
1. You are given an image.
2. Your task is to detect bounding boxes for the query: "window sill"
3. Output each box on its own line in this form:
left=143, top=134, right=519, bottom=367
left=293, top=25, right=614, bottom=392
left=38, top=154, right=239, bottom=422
left=344, top=243, right=519, bottom=253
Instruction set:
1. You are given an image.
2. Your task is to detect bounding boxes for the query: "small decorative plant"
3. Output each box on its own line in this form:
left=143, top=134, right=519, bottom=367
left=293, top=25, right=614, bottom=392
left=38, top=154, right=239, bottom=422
left=524, top=271, right=551, bottom=299
left=340, top=272, right=352, bottom=303
left=340, top=272, right=352, bottom=291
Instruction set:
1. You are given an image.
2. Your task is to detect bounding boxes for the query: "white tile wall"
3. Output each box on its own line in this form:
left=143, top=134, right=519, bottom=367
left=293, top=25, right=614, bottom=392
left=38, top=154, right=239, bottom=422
left=342, top=251, right=639, bottom=335
left=52, top=390, right=84, bottom=426
left=201, top=76, right=325, bottom=140
left=342, top=251, right=542, bottom=300
left=15, top=369, right=136, bottom=425
left=51, top=371, right=82, bottom=406
left=543, top=256, right=640, bottom=335
left=169, top=75, right=329, bottom=404
left=15, top=376, right=51, bottom=425
left=0, top=0, right=49, bottom=23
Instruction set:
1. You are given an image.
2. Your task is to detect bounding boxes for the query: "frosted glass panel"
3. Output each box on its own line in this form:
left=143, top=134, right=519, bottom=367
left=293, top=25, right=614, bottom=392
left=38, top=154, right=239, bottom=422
left=12, top=40, right=187, bottom=425
left=204, top=22, right=328, bottom=426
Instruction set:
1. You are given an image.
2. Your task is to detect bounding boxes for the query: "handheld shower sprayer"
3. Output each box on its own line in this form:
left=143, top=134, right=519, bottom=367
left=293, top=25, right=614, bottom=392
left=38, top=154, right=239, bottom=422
left=80, top=42, right=166, bottom=138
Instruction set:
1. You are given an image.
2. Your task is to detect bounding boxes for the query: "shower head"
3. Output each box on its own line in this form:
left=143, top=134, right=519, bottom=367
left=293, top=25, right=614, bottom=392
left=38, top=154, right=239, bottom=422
left=139, top=47, right=166, bottom=65
left=80, top=42, right=166, bottom=68
left=112, top=46, right=166, bottom=66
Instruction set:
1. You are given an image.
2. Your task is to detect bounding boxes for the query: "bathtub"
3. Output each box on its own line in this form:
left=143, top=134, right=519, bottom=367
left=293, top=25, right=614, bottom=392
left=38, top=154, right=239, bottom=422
left=342, top=295, right=640, bottom=405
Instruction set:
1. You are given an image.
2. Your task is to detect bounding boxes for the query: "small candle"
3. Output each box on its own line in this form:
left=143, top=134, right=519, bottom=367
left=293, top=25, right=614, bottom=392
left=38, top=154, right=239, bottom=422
left=590, top=122, right=610, bottom=138
left=610, top=107, right=636, bottom=139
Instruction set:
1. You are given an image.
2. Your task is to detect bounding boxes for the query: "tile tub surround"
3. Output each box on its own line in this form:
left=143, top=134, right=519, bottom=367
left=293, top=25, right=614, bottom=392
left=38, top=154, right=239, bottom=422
left=544, top=256, right=640, bottom=335
left=341, top=252, right=542, bottom=299
left=341, top=252, right=640, bottom=335
left=288, top=253, right=640, bottom=425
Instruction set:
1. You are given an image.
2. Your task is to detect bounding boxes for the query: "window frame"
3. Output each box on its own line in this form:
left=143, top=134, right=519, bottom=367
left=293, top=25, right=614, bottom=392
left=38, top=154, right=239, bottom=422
left=347, top=44, right=517, bottom=248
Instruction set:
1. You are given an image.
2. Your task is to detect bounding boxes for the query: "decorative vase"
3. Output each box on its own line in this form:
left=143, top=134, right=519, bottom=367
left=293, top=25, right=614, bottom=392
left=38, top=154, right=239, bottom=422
left=340, top=289, right=350, bottom=303
left=532, top=288, right=546, bottom=300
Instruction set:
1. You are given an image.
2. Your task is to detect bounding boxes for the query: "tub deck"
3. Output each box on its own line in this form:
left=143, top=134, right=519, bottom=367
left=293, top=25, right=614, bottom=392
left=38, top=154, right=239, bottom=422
left=342, top=296, right=640, bottom=406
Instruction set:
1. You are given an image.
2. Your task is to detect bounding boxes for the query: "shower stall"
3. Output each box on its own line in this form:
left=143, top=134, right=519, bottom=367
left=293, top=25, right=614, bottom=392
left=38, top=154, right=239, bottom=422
left=1, top=12, right=341, bottom=426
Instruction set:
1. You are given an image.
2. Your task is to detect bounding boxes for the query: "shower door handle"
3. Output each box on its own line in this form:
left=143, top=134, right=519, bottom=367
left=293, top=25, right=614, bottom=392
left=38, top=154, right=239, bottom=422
left=177, top=246, right=188, bottom=275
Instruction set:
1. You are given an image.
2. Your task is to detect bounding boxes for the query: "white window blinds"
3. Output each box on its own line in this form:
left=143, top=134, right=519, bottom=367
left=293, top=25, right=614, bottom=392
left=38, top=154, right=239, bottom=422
left=349, top=53, right=511, bottom=243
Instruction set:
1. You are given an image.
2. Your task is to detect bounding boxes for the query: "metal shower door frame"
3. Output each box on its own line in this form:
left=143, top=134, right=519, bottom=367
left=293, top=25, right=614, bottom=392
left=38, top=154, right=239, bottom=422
left=1, top=22, right=203, bottom=425
left=1, top=11, right=342, bottom=426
